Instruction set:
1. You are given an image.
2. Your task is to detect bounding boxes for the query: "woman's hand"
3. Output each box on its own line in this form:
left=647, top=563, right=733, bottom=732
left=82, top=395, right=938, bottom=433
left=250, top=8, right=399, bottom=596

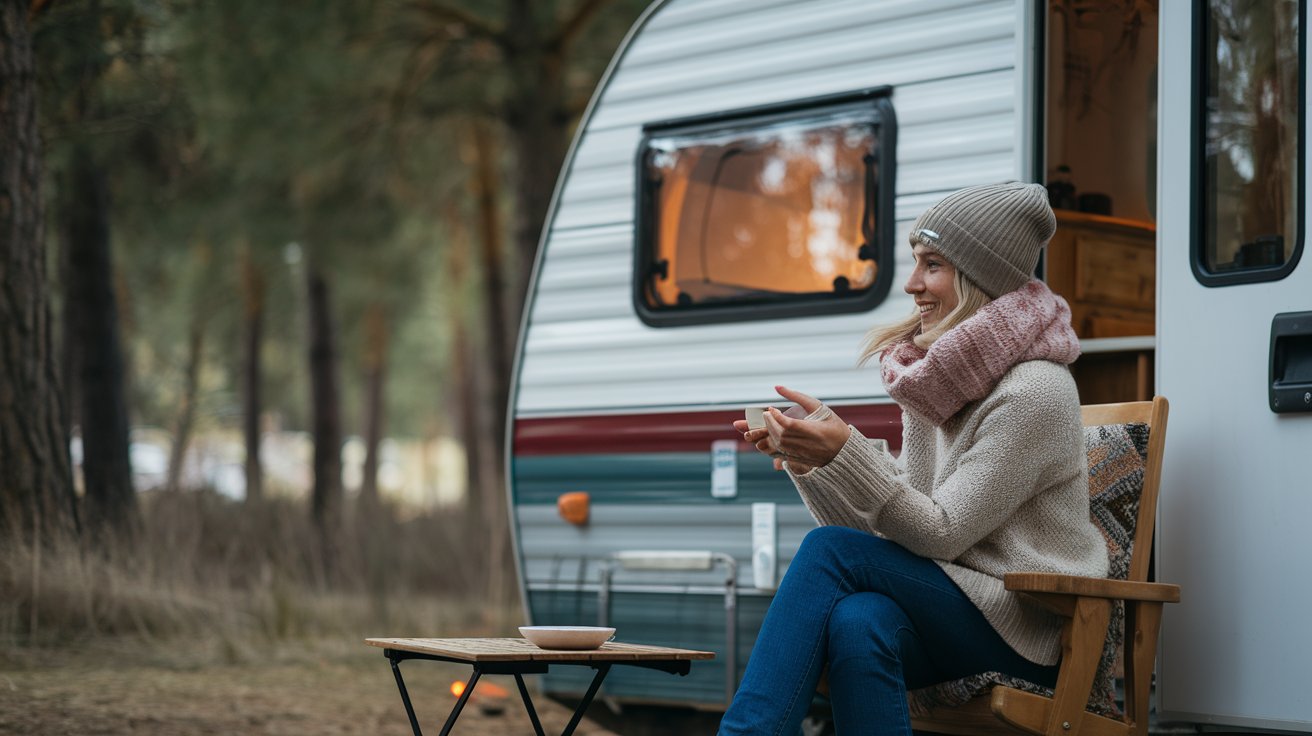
left=734, top=386, right=851, bottom=472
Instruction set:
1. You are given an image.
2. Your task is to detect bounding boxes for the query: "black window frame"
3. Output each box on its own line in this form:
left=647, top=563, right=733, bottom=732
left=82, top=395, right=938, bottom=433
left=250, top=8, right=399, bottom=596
left=1191, top=0, right=1307, bottom=287
left=632, top=87, right=897, bottom=327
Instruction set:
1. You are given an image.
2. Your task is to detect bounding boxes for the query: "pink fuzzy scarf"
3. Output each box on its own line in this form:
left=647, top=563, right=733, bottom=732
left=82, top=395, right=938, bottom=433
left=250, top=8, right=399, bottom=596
left=879, top=279, right=1081, bottom=425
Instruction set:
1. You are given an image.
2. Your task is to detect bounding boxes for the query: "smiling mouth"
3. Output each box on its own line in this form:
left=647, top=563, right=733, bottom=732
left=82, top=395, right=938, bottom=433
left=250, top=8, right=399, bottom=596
left=918, top=304, right=937, bottom=316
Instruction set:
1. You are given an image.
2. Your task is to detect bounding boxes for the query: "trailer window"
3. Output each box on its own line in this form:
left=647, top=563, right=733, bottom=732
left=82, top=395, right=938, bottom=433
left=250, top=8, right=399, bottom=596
left=634, top=90, right=895, bottom=326
left=1194, top=0, right=1305, bottom=285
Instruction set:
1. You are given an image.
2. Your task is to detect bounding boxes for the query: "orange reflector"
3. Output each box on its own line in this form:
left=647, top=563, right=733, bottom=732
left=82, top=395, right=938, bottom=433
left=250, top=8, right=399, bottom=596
left=557, top=491, right=590, bottom=526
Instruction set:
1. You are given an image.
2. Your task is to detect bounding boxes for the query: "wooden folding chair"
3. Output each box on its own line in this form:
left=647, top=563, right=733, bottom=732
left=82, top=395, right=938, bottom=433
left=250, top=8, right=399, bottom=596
left=912, top=396, right=1178, bottom=736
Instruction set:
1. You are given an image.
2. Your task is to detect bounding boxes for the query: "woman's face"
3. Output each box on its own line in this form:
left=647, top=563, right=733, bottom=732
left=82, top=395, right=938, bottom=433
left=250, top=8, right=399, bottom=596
left=905, top=244, right=959, bottom=330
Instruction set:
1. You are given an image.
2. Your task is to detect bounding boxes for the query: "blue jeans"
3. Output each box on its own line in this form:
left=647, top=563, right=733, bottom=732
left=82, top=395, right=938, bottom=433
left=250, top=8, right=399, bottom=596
left=719, top=526, right=1058, bottom=736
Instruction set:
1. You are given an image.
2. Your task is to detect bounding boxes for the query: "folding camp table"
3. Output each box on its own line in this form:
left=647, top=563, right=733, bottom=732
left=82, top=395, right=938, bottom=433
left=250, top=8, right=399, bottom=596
left=366, top=637, right=714, bottom=736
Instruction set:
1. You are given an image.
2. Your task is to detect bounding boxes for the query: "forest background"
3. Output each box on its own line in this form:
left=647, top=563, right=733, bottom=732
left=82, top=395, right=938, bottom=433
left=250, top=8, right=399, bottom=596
left=1, top=0, right=648, bottom=731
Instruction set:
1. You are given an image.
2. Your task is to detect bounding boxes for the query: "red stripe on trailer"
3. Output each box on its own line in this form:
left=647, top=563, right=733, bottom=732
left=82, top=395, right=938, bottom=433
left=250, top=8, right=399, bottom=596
left=513, top=403, right=903, bottom=456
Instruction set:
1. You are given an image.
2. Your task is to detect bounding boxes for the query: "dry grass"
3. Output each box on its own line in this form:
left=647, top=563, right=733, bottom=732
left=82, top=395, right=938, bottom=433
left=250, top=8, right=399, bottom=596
left=0, top=490, right=575, bottom=733
left=0, top=634, right=620, bottom=735
left=0, top=490, right=735, bottom=734
left=0, top=490, right=516, bottom=649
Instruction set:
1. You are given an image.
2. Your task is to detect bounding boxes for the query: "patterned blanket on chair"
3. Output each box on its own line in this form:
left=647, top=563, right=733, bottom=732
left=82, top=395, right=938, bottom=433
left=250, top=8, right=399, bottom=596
left=907, top=422, right=1151, bottom=718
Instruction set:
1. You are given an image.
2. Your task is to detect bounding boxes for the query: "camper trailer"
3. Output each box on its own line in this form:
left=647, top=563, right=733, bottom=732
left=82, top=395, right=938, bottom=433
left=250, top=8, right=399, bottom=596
left=509, top=0, right=1312, bottom=731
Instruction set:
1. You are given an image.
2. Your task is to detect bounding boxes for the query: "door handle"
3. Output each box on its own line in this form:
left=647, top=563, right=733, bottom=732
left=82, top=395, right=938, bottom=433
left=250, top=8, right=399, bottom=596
left=1270, top=311, right=1312, bottom=413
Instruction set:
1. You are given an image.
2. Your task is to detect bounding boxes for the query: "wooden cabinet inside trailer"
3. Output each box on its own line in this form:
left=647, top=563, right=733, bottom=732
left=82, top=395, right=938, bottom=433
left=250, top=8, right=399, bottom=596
left=1047, top=210, right=1156, bottom=403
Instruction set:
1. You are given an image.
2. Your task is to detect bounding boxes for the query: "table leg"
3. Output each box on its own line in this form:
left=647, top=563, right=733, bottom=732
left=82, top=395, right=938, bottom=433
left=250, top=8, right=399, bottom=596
left=513, top=673, right=547, bottom=736
left=437, top=667, right=482, bottom=736
left=561, top=664, right=611, bottom=736
left=389, top=655, right=426, bottom=736
left=380, top=648, right=666, bottom=736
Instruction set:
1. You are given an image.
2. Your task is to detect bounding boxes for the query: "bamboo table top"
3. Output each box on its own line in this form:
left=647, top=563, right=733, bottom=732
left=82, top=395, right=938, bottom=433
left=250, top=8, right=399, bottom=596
left=366, top=637, right=715, bottom=663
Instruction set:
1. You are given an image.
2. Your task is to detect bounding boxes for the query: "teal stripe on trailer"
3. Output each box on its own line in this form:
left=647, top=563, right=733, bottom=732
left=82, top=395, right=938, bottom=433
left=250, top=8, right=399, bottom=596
left=514, top=451, right=800, bottom=505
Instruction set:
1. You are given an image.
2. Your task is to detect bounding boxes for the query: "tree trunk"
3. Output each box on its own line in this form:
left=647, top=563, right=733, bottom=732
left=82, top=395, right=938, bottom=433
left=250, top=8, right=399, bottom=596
left=503, top=0, right=572, bottom=314
left=462, top=322, right=509, bottom=611
left=63, top=143, right=136, bottom=541
left=0, top=0, right=78, bottom=544
left=469, top=123, right=512, bottom=442
left=307, top=263, right=343, bottom=547
left=443, top=205, right=505, bottom=606
left=239, top=245, right=264, bottom=503
left=359, top=302, right=388, bottom=506
left=442, top=210, right=485, bottom=530
left=477, top=368, right=510, bottom=614
left=58, top=234, right=81, bottom=445
left=165, top=320, right=204, bottom=493
left=451, top=319, right=484, bottom=528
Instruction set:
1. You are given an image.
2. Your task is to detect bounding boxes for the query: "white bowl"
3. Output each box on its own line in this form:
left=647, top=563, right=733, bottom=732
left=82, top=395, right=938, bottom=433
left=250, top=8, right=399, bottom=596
left=519, top=626, right=615, bottom=650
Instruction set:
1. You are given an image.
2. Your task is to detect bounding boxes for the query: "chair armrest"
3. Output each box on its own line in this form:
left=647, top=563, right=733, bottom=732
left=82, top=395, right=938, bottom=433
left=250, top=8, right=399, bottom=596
left=1004, top=572, right=1180, bottom=603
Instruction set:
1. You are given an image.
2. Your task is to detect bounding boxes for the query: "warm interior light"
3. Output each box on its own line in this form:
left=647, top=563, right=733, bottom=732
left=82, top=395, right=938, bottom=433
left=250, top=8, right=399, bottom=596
left=450, top=680, right=465, bottom=698
left=557, top=491, right=590, bottom=526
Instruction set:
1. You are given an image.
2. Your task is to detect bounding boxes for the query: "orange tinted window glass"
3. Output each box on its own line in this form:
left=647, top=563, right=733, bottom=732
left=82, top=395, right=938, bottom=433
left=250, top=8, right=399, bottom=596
left=640, top=111, right=883, bottom=312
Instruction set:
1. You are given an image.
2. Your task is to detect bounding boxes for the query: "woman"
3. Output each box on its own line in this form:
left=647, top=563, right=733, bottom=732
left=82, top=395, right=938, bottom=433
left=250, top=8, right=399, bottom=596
left=718, top=182, right=1109, bottom=736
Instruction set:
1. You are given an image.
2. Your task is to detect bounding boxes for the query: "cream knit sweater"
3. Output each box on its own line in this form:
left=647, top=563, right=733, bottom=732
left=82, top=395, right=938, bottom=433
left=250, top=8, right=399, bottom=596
left=787, top=360, right=1108, bottom=665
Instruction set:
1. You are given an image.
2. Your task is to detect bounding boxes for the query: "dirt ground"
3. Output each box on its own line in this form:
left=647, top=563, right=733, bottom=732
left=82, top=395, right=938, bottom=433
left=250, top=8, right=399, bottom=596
left=0, top=637, right=620, bottom=735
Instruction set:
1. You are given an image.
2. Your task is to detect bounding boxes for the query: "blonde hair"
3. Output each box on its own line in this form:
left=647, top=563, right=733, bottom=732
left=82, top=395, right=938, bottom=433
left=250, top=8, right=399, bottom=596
left=858, top=270, right=992, bottom=365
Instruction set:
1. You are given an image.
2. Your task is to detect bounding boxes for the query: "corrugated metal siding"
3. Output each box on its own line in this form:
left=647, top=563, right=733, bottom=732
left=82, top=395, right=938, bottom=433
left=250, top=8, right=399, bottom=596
left=516, top=0, right=1023, bottom=416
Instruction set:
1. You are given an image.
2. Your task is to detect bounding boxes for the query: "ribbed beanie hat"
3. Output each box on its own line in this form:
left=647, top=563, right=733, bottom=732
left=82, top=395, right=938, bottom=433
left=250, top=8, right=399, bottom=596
left=909, top=181, right=1056, bottom=298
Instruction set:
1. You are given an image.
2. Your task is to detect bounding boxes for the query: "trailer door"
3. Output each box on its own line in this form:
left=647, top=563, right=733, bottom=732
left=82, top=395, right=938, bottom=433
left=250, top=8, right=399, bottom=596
left=1157, top=1, right=1312, bottom=730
